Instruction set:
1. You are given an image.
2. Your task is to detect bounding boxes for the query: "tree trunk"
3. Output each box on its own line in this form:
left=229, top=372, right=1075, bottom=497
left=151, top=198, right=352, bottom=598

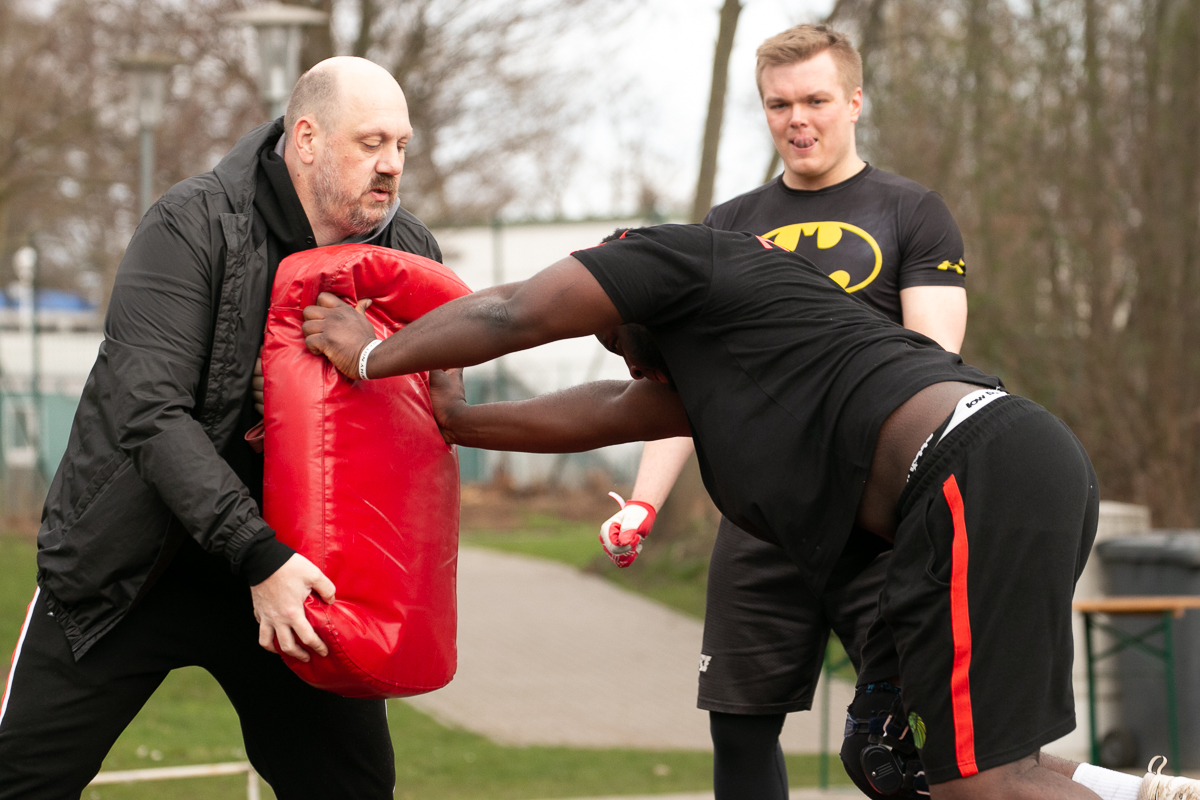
left=690, top=0, right=742, bottom=223
left=655, top=0, right=742, bottom=551
left=353, top=0, right=378, bottom=59
left=762, top=149, right=781, bottom=185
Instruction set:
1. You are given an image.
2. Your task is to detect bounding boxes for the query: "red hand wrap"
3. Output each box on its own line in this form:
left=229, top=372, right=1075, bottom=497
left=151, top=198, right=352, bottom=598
left=617, top=500, right=657, bottom=546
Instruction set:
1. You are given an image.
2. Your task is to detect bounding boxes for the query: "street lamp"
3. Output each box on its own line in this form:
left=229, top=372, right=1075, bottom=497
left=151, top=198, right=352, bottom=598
left=117, top=53, right=181, bottom=216
left=226, top=2, right=329, bottom=120
left=12, top=246, right=37, bottom=335
left=12, top=243, right=41, bottom=486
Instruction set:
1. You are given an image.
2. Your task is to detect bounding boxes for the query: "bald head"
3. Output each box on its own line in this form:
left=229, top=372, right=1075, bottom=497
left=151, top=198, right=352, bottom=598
left=282, top=57, right=413, bottom=247
left=284, top=57, right=406, bottom=136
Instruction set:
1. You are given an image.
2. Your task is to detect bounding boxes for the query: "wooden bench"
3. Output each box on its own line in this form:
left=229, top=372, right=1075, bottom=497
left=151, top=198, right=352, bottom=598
left=1073, top=596, right=1200, bottom=773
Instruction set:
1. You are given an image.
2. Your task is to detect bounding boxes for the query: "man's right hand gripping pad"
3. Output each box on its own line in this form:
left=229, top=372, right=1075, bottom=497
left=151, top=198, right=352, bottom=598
left=262, top=243, right=471, bottom=699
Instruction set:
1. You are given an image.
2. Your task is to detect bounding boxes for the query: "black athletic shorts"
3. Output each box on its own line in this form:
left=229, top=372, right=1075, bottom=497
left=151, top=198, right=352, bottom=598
left=698, top=521, right=897, bottom=714
left=871, top=394, right=1098, bottom=784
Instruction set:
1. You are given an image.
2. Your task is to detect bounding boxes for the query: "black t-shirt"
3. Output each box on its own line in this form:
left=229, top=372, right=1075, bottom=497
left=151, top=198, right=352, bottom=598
left=571, top=224, right=999, bottom=590
left=704, top=165, right=965, bottom=323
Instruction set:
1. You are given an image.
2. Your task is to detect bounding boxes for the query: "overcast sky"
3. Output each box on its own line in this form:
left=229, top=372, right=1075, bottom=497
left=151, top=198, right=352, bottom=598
left=554, top=0, right=835, bottom=220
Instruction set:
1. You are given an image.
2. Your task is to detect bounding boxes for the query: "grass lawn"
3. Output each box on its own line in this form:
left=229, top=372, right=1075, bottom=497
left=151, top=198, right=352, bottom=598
left=2, top=525, right=852, bottom=799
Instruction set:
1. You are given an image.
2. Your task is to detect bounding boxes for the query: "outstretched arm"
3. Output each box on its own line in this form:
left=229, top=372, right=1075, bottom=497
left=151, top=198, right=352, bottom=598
left=302, top=256, right=623, bottom=379
left=429, top=369, right=691, bottom=452
left=629, top=437, right=695, bottom=509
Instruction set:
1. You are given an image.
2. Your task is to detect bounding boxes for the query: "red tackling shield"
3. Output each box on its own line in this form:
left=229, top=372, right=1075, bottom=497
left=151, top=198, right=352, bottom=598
left=260, top=243, right=470, bottom=698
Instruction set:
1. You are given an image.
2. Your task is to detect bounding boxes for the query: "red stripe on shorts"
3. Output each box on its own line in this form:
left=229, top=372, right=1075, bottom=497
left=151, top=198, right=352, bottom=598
left=942, top=475, right=978, bottom=777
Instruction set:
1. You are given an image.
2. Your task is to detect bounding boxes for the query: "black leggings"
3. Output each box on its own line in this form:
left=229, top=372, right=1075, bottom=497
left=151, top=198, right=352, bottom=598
left=0, top=539, right=394, bottom=800
left=710, top=711, right=789, bottom=800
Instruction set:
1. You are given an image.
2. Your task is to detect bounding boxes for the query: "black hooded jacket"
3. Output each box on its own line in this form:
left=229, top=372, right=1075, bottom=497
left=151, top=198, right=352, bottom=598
left=36, top=119, right=442, bottom=658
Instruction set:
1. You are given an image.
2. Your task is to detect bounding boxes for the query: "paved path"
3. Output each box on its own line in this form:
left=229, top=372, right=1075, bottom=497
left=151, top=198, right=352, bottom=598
left=405, top=547, right=855, bottom=753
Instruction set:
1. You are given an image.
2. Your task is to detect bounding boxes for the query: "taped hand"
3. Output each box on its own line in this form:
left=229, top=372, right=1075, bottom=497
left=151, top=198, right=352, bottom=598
left=599, top=492, right=656, bottom=568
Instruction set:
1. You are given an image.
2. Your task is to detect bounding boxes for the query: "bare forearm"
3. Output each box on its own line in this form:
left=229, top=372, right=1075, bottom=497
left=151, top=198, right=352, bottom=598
left=440, top=380, right=690, bottom=453
left=368, top=286, right=544, bottom=377
left=631, top=437, right=695, bottom=508
left=365, top=257, right=624, bottom=378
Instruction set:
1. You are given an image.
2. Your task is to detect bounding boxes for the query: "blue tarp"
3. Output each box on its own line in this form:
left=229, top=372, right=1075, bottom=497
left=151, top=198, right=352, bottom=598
left=0, top=289, right=94, bottom=311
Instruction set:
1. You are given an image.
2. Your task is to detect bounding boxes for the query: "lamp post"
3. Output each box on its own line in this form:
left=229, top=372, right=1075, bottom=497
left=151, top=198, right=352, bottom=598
left=226, top=2, right=329, bottom=120
left=117, top=53, right=181, bottom=216
left=12, top=243, right=40, bottom=486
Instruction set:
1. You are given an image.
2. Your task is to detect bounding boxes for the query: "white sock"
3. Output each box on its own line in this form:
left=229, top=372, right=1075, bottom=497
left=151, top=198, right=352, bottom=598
left=1072, top=762, right=1144, bottom=800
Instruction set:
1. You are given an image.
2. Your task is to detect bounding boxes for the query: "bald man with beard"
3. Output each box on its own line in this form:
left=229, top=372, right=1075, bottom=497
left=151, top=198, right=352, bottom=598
left=0, top=58, right=437, bottom=799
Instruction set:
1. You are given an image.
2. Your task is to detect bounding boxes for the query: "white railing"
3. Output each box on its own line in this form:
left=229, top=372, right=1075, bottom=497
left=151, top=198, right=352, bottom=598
left=89, top=761, right=259, bottom=799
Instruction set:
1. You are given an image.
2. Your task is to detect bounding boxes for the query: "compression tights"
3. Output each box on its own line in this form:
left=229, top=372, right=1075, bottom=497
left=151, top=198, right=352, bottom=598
left=710, top=711, right=788, bottom=800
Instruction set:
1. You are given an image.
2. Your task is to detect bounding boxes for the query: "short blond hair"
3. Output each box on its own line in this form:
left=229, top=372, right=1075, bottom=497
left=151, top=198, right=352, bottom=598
left=755, top=24, right=862, bottom=100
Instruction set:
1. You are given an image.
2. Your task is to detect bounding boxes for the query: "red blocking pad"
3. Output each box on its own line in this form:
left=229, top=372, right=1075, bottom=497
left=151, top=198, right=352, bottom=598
left=261, top=243, right=471, bottom=698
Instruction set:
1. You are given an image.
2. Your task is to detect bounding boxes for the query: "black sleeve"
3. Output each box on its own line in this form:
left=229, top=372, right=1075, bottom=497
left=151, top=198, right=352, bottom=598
left=388, top=208, right=443, bottom=263
left=105, top=197, right=280, bottom=573
left=570, top=225, right=714, bottom=327
left=897, top=191, right=967, bottom=289
left=702, top=197, right=737, bottom=231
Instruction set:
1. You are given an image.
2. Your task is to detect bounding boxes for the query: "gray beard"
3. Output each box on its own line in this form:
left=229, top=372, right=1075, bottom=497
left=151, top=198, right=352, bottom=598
left=312, top=157, right=392, bottom=238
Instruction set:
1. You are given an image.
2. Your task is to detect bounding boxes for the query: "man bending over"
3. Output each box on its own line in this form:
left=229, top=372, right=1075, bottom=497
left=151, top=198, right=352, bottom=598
left=304, top=224, right=1194, bottom=800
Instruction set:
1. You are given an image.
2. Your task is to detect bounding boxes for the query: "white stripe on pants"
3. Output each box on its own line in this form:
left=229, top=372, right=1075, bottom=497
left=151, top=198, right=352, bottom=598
left=0, top=587, right=40, bottom=730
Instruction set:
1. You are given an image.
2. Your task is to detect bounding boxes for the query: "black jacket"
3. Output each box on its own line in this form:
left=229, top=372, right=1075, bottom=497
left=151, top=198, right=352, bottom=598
left=36, top=120, right=442, bottom=658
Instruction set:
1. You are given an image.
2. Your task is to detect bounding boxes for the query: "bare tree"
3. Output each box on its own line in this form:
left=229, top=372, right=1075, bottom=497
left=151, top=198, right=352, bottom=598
left=339, top=0, right=617, bottom=224
left=0, top=2, right=106, bottom=286
left=691, top=0, right=742, bottom=224
left=0, top=0, right=268, bottom=304
left=833, top=0, right=1200, bottom=526
left=0, top=0, right=620, bottom=305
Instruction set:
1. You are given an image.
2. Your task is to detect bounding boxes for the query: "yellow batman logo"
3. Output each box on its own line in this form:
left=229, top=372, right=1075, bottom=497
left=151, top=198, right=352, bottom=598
left=761, top=221, right=883, bottom=293
left=937, top=258, right=966, bottom=275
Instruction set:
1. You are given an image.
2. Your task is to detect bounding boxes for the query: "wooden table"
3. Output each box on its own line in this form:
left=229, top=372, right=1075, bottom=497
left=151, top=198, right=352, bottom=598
left=1073, top=596, right=1200, bottom=773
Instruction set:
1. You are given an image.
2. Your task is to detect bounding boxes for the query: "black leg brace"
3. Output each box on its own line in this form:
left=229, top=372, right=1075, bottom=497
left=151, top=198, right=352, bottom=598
left=840, top=683, right=929, bottom=798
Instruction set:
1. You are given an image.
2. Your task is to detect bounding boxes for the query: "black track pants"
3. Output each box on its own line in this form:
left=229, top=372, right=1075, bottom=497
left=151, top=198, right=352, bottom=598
left=0, top=540, right=394, bottom=800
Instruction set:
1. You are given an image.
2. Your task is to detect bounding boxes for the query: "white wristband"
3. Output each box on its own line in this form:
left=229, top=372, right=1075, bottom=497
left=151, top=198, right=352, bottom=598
left=358, top=338, right=383, bottom=380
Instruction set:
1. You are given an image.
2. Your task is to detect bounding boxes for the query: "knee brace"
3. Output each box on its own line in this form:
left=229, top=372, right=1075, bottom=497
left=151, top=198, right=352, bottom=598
left=840, top=683, right=929, bottom=798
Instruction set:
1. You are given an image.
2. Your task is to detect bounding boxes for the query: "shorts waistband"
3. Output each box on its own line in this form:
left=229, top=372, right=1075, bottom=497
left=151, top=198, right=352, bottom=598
left=897, top=394, right=1041, bottom=518
left=906, top=389, right=1008, bottom=481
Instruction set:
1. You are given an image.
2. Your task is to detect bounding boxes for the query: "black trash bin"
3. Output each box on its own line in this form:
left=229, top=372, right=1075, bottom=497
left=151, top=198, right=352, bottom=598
left=1095, top=531, right=1200, bottom=769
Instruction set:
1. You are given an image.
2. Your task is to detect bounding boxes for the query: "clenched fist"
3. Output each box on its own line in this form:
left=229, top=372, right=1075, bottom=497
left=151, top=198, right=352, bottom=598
left=301, top=293, right=376, bottom=379
left=599, top=493, right=657, bottom=568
